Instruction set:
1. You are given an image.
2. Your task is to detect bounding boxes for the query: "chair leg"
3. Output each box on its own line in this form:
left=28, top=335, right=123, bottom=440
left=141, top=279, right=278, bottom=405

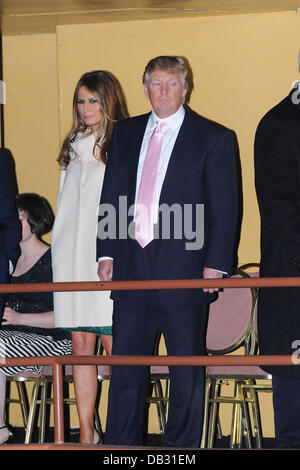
left=153, top=378, right=167, bottom=434
left=252, top=390, right=264, bottom=448
left=207, top=378, right=221, bottom=448
left=244, top=384, right=264, bottom=449
left=216, top=415, right=223, bottom=440
left=25, top=378, right=43, bottom=444
left=15, top=381, right=29, bottom=429
left=200, top=377, right=212, bottom=448
left=38, top=379, right=49, bottom=443
left=230, top=380, right=244, bottom=448
left=164, top=378, right=170, bottom=423
left=94, top=409, right=103, bottom=443
left=241, top=386, right=253, bottom=449
left=231, top=380, right=258, bottom=449
left=94, top=380, right=104, bottom=444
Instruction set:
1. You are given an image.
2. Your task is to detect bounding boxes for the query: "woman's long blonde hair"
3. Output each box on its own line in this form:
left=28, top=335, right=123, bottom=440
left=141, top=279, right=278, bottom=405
left=58, top=70, right=129, bottom=167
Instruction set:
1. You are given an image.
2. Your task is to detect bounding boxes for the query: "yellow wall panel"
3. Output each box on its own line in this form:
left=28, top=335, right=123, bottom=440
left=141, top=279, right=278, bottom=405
left=3, top=32, right=60, bottom=217
left=55, top=12, right=300, bottom=266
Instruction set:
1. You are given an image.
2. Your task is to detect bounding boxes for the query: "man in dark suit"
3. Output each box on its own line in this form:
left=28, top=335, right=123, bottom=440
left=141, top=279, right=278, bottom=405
left=97, top=56, right=238, bottom=447
left=255, top=83, right=300, bottom=448
left=0, top=149, right=21, bottom=315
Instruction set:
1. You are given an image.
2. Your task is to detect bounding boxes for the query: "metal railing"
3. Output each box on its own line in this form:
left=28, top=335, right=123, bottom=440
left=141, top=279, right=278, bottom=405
left=0, top=276, right=299, bottom=447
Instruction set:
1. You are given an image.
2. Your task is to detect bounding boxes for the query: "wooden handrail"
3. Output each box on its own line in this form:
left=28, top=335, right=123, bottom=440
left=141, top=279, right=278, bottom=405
left=0, top=276, right=298, bottom=294
left=0, top=353, right=298, bottom=446
left=1, top=354, right=298, bottom=368
left=0, top=274, right=298, bottom=448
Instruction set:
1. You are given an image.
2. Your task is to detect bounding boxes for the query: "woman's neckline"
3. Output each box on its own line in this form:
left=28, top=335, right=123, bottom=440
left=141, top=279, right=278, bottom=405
left=82, top=130, right=95, bottom=139
left=80, top=127, right=96, bottom=140
left=12, top=247, right=50, bottom=279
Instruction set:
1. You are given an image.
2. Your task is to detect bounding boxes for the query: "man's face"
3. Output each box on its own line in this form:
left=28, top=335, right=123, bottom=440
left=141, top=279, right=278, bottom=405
left=144, top=69, right=187, bottom=118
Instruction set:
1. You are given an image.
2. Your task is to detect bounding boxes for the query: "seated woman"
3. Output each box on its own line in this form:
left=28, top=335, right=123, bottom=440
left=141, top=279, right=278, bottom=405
left=0, top=193, right=72, bottom=444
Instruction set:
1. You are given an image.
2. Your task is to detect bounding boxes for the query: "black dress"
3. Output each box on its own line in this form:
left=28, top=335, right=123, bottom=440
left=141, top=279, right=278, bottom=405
left=0, top=249, right=72, bottom=376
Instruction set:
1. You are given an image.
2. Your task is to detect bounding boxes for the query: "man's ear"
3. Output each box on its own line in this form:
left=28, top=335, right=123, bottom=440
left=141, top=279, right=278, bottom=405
left=144, top=83, right=149, bottom=97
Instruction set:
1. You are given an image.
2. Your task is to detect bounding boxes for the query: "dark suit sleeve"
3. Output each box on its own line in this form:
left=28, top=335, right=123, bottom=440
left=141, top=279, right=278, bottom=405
left=203, top=129, right=238, bottom=274
left=255, top=115, right=300, bottom=266
left=97, top=123, right=120, bottom=260
left=0, top=149, right=21, bottom=270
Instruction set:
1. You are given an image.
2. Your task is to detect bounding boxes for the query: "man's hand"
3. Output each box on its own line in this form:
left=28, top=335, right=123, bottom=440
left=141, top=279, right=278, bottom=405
left=98, top=259, right=113, bottom=282
left=203, top=267, right=223, bottom=293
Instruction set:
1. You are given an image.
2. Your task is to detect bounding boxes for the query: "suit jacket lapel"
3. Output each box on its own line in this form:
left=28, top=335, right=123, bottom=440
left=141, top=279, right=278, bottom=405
left=159, top=110, right=192, bottom=203
left=128, top=113, right=151, bottom=206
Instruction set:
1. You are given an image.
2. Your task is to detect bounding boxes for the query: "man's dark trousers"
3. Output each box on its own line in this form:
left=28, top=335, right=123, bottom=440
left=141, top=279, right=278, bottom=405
left=104, top=240, right=208, bottom=448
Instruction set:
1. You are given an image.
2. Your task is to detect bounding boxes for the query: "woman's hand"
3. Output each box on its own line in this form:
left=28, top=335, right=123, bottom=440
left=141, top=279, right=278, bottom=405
left=2, top=306, right=21, bottom=325
left=2, top=307, right=54, bottom=328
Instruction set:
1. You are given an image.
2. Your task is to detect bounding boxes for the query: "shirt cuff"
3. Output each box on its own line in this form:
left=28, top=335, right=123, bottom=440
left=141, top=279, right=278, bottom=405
left=9, top=260, right=13, bottom=275
left=207, top=268, right=228, bottom=275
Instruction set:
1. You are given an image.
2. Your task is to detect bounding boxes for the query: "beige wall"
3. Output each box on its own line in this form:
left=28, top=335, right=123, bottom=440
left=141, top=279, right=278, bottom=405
left=4, top=11, right=300, bottom=259
left=3, top=9, right=300, bottom=436
left=3, top=33, right=60, bottom=217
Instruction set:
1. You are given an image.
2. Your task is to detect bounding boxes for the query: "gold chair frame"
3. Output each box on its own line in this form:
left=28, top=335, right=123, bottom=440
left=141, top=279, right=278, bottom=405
left=6, top=337, right=103, bottom=444
left=7, top=367, right=103, bottom=444
left=201, top=264, right=272, bottom=449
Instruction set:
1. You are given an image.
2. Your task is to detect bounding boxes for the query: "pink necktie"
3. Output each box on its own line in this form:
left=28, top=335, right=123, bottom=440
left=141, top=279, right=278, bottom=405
left=135, top=121, right=165, bottom=248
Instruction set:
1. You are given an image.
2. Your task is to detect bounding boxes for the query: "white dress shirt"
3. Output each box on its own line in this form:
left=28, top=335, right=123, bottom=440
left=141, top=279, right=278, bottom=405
left=99, top=105, right=225, bottom=275
left=98, top=106, right=184, bottom=262
left=134, top=105, right=185, bottom=222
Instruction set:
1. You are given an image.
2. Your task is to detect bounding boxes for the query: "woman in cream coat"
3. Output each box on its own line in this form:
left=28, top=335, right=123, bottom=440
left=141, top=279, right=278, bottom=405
left=52, top=70, right=128, bottom=444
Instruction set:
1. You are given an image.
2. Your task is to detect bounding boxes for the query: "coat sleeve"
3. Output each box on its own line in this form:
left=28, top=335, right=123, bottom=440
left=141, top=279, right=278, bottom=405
left=254, top=113, right=300, bottom=268
left=55, top=169, right=66, bottom=211
left=0, top=149, right=21, bottom=270
left=202, top=129, right=238, bottom=274
left=96, top=123, right=120, bottom=260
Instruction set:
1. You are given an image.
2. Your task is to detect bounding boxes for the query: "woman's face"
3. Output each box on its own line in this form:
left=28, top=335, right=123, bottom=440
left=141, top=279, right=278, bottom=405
left=18, top=210, right=33, bottom=242
left=77, top=86, right=103, bottom=132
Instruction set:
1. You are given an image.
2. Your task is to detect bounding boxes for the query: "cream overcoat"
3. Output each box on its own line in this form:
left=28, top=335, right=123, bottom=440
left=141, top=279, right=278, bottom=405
left=52, top=132, right=112, bottom=328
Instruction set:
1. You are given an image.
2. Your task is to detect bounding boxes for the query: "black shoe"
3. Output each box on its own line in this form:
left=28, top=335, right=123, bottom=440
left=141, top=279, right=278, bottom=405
left=0, top=425, right=14, bottom=444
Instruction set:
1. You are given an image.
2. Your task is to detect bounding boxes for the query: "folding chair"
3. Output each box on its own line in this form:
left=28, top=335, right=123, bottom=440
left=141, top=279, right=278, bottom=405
left=201, top=265, right=271, bottom=448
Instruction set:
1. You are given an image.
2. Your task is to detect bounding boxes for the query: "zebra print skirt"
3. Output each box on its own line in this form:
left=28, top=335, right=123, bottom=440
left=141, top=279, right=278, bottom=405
left=0, top=330, right=72, bottom=376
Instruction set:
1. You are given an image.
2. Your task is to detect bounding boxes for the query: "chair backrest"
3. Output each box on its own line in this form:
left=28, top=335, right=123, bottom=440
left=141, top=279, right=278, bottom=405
left=206, top=268, right=258, bottom=355
left=237, top=264, right=260, bottom=352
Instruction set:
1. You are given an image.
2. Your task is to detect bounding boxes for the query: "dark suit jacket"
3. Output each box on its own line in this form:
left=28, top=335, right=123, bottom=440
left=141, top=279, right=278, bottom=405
left=97, top=107, right=238, bottom=308
left=0, top=149, right=21, bottom=289
left=255, top=88, right=300, bottom=378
